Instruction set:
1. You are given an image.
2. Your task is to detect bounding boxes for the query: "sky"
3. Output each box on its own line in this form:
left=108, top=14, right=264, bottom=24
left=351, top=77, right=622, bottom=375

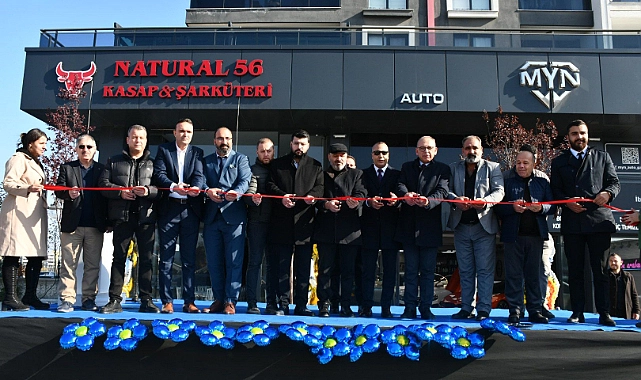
left=0, top=0, right=189, bottom=177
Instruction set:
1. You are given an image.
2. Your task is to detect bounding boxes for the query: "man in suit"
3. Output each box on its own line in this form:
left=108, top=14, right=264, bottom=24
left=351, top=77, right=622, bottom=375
left=99, top=125, right=160, bottom=314
left=314, top=143, right=367, bottom=318
left=153, top=118, right=205, bottom=314
left=551, top=120, right=620, bottom=326
left=267, top=130, right=324, bottom=316
left=396, top=136, right=451, bottom=320
left=55, top=134, right=109, bottom=313
left=360, top=142, right=401, bottom=318
left=448, top=135, right=504, bottom=321
left=202, top=127, right=252, bottom=315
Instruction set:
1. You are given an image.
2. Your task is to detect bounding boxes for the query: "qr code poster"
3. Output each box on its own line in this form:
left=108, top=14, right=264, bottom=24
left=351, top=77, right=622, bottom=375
left=606, top=144, right=641, bottom=174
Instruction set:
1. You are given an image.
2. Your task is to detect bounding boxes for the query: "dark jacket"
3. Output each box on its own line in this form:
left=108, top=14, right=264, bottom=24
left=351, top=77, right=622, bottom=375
left=395, top=159, right=451, bottom=248
left=313, top=167, right=367, bottom=245
left=360, top=165, right=401, bottom=250
left=496, top=168, right=556, bottom=242
left=609, top=269, right=640, bottom=319
left=55, top=160, right=109, bottom=233
left=267, top=152, right=324, bottom=245
left=98, top=150, right=159, bottom=224
left=153, top=142, right=205, bottom=219
left=244, top=159, right=272, bottom=224
left=550, top=147, right=620, bottom=234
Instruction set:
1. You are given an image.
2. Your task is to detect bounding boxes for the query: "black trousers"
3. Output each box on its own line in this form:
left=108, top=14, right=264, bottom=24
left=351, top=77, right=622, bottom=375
left=563, top=233, right=612, bottom=314
left=268, top=243, right=312, bottom=307
left=109, top=215, right=155, bottom=302
left=317, top=243, right=358, bottom=306
left=361, top=248, right=398, bottom=309
left=504, top=236, right=543, bottom=315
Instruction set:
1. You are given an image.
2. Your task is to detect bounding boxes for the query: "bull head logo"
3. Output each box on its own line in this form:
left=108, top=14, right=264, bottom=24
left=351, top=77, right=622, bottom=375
left=55, top=61, right=97, bottom=97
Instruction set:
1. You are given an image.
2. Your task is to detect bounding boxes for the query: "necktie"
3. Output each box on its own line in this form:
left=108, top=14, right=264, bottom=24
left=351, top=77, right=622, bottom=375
left=218, top=156, right=224, bottom=172
left=577, top=152, right=583, bottom=161
left=377, top=168, right=383, bottom=183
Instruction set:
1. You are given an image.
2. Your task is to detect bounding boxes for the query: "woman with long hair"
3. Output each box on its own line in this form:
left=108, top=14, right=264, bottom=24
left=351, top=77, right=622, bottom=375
left=0, top=128, right=49, bottom=311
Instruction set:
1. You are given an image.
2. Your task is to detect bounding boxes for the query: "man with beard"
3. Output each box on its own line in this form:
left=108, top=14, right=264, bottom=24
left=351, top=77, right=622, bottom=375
left=607, top=253, right=640, bottom=320
left=360, top=142, right=400, bottom=318
left=448, top=135, right=504, bottom=321
left=202, top=127, right=252, bottom=315
left=396, top=136, right=450, bottom=320
left=314, top=143, right=367, bottom=317
left=551, top=120, right=620, bottom=326
left=267, top=130, right=323, bottom=316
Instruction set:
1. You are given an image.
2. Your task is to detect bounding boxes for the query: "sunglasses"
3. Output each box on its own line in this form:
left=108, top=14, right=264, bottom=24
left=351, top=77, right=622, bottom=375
left=373, top=151, right=388, bottom=155
left=78, top=145, right=94, bottom=150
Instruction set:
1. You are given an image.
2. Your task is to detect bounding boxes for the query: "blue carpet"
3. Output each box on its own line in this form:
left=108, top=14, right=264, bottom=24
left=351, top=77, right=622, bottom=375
left=2, top=300, right=639, bottom=332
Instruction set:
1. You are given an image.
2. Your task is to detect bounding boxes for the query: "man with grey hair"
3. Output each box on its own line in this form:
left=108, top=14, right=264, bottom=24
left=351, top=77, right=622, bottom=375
left=55, top=134, right=109, bottom=313
left=448, top=135, right=504, bottom=321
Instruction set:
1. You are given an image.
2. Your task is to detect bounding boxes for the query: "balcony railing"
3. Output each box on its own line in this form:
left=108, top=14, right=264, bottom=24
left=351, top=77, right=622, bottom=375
left=38, top=27, right=641, bottom=50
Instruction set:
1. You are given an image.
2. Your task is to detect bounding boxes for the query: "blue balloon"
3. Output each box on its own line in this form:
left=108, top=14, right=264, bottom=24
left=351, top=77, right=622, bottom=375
left=253, top=320, right=269, bottom=330
left=223, top=327, right=236, bottom=339
left=123, top=318, right=140, bottom=330
left=321, top=325, right=336, bottom=338
left=89, top=323, right=106, bottom=337
left=209, top=321, right=225, bottom=331
left=132, top=325, right=148, bottom=340
left=278, top=324, right=292, bottom=334
left=353, top=324, right=365, bottom=337
left=436, top=324, right=452, bottom=334
left=386, top=342, right=403, bottom=357
left=63, top=323, right=80, bottom=335
left=107, top=326, right=123, bottom=339
left=120, top=338, right=138, bottom=352
left=350, top=346, right=363, bottom=362
left=469, top=346, right=486, bottom=359
left=393, top=325, right=407, bottom=335
left=332, top=342, right=350, bottom=357
left=334, top=328, right=351, bottom=342
left=451, top=326, right=468, bottom=339
left=200, top=334, right=219, bottom=347
left=219, top=337, right=235, bottom=350
left=237, top=324, right=253, bottom=333
left=181, top=321, right=196, bottom=332
left=405, top=344, right=420, bottom=361
left=286, top=329, right=304, bottom=341
left=171, top=329, right=189, bottom=343
left=303, top=335, right=321, bottom=347
left=380, top=329, right=396, bottom=344
left=104, top=337, right=121, bottom=350
left=480, top=318, right=496, bottom=330
left=169, top=318, right=183, bottom=326
left=82, top=317, right=99, bottom=327
left=264, top=326, right=279, bottom=340
left=253, top=334, right=271, bottom=347
left=291, top=321, right=307, bottom=330
left=421, top=323, right=436, bottom=330
left=362, top=339, right=380, bottom=353
left=59, top=333, right=77, bottom=349
left=195, top=326, right=211, bottom=337
left=363, top=324, right=381, bottom=339
left=450, top=344, right=469, bottom=360
left=153, top=325, right=170, bottom=340
left=307, top=326, right=322, bottom=339
left=415, top=328, right=434, bottom=342
left=76, top=335, right=94, bottom=351
left=495, top=322, right=511, bottom=334
left=509, top=329, right=526, bottom=342
left=310, top=346, right=321, bottom=354
left=317, top=348, right=333, bottom=364
left=236, top=330, right=253, bottom=344
left=434, top=332, right=450, bottom=345
left=468, top=333, right=485, bottom=347
left=151, top=319, right=166, bottom=327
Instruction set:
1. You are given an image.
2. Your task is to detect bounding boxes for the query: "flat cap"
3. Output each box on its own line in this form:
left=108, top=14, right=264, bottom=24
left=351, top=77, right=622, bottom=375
left=329, top=143, right=348, bottom=154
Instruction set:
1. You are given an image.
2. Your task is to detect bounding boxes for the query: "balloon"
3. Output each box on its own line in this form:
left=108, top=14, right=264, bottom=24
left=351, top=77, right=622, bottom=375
left=104, top=337, right=121, bottom=350
left=303, top=335, right=321, bottom=347
left=332, top=342, right=350, bottom=357
left=278, top=324, right=292, bottom=334
left=480, top=318, right=496, bottom=330
left=63, top=324, right=80, bottom=335
left=223, top=327, right=236, bottom=339
left=307, top=326, right=322, bottom=339
left=334, top=328, right=351, bottom=342
left=469, top=346, right=486, bottom=359
left=59, top=333, right=77, bottom=349
left=209, top=320, right=225, bottom=331
left=200, top=334, right=219, bottom=347
left=450, top=344, right=469, bottom=360
left=194, top=326, right=211, bottom=337
left=254, top=320, right=269, bottom=330
left=236, top=331, right=253, bottom=344
left=451, top=326, right=467, bottom=339
left=219, top=337, right=235, bottom=350
left=89, top=323, right=106, bottom=337
left=436, top=324, right=452, bottom=334
left=468, top=333, right=485, bottom=347
left=153, top=325, right=170, bottom=340
left=123, top=319, right=140, bottom=330
left=264, top=326, right=279, bottom=340
left=181, top=321, right=196, bottom=332
left=132, top=325, right=148, bottom=340
left=415, top=328, right=434, bottom=342
left=253, top=334, right=271, bottom=346
left=75, top=326, right=88, bottom=337
left=349, top=346, right=363, bottom=362
left=509, top=329, right=526, bottom=342
left=321, top=325, right=336, bottom=338
left=170, top=329, right=189, bottom=342
left=386, top=342, right=403, bottom=357
left=286, top=329, right=304, bottom=341
left=75, top=335, right=94, bottom=351
left=363, top=324, right=381, bottom=339
left=362, top=339, right=380, bottom=354
left=317, top=348, right=333, bottom=364
left=107, top=326, right=123, bottom=339
left=404, top=345, right=420, bottom=361
left=82, top=317, right=99, bottom=327
left=353, top=324, right=365, bottom=337
left=380, top=329, right=396, bottom=344
left=120, top=339, right=138, bottom=352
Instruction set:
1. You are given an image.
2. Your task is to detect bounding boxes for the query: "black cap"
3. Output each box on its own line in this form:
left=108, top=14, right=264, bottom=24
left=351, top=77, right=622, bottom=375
left=329, top=143, right=348, bottom=154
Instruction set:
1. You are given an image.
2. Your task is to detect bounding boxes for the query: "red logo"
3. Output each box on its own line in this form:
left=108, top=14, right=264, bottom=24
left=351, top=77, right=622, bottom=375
left=55, top=61, right=97, bottom=96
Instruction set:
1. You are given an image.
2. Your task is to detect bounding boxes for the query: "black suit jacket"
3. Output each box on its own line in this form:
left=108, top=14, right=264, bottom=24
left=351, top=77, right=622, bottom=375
left=153, top=142, right=206, bottom=219
left=313, top=167, right=367, bottom=245
left=360, top=165, right=401, bottom=250
left=267, top=153, right=324, bottom=245
left=550, top=147, right=620, bottom=234
left=395, top=158, right=451, bottom=248
left=55, top=160, right=109, bottom=233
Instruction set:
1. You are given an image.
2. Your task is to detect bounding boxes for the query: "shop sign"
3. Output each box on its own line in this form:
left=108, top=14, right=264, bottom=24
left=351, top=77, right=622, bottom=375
left=519, top=61, right=580, bottom=110
left=399, top=93, right=445, bottom=104
left=55, top=61, right=96, bottom=97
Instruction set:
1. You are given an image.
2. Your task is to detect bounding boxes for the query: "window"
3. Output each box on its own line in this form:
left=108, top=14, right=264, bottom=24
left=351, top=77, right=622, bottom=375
left=362, top=28, right=414, bottom=46
left=451, top=0, right=490, bottom=10
left=369, top=0, right=407, bottom=9
left=453, top=34, right=493, bottom=47
left=446, top=0, right=498, bottom=18
left=518, top=0, right=591, bottom=10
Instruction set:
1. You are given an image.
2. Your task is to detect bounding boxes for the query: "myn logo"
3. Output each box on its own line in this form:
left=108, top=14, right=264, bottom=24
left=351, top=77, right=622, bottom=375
left=519, top=61, right=580, bottom=110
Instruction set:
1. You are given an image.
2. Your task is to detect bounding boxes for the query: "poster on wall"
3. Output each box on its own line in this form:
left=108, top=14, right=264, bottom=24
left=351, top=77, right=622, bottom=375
left=605, top=143, right=641, bottom=175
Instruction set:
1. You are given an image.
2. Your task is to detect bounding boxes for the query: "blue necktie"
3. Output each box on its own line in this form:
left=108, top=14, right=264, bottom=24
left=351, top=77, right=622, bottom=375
left=377, top=168, right=383, bottom=183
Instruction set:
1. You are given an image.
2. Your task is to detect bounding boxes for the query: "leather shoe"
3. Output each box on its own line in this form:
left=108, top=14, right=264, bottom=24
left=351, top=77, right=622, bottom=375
left=161, top=302, right=174, bottom=314
left=340, top=306, right=355, bottom=318
left=542, top=308, right=555, bottom=319
left=280, top=301, right=290, bottom=315
left=182, top=302, right=201, bottom=313
left=100, top=299, right=122, bottom=314
left=599, top=313, right=616, bottom=327
left=224, top=302, right=236, bottom=315
left=567, top=312, right=585, bottom=323
left=246, top=301, right=260, bottom=314
left=528, top=311, right=549, bottom=324
left=318, top=301, right=330, bottom=317
left=204, top=300, right=225, bottom=314
left=452, top=309, right=475, bottom=319
left=419, top=307, right=435, bottom=320
left=294, top=306, right=314, bottom=317
left=380, top=306, right=393, bottom=318
left=265, top=302, right=284, bottom=316
left=475, top=311, right=490, bottom=321
left=330, top=303, right=340, bottom=315
left=400, top=306, right=417, bottom=319
left=359, top=306, right=373, bottom=318
left=139, top=299, right=160, bottom=313
left=508, top=312, right=520, bottom=324
left=81, top=299, right=98, bottom=311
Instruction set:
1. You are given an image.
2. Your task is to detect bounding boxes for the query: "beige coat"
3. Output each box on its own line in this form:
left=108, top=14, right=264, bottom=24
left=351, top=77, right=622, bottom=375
left=0, top=152, right=48, bottom=257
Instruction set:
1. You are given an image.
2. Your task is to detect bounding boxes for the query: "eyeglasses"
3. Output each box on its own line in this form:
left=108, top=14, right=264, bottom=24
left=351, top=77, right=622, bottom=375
left=417, top=146, right=435, bottom=152
left=372, top=151, right=388, bottom=155
left=78, top=145, right=94, bottom=150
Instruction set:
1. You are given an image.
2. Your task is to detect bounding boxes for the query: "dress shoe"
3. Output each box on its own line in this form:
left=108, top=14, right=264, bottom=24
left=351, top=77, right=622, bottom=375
left=330, top=303, right=340, bottom=315
left=57, top=301, right=74, bottom=313
left=161, top=302, right=174, bottom=314
left=100, top=299, right=122, bottom=314
left=528, top=311, right=549, bottom=324
left=265, top=302, right=284, bottom=316
left=508, top=312, right=520, bottom=324
left=182, top=302, right=201, bottom=313
left=380, top=306, right=393, bottom=318
left=359, top=306, right=373, bottom=318
left=280, top=301, right=290, bottom=316
left=139, top=299, right=160, bottom=313
left=452, top=309, right=475, bottom=319
left=567, top=312, right=585, bottom=323
left=340, top=306, right=355, bottom=318
left=246, top=301, right=260, bottom=314
left=598, top=313, right=616, bottom=327
left=419, top=307, right=435, bottom=320
left=294, top=306, right=314, bottom=317
left=542, top=308, right=556, bottom=319
left=400, top=306, right=417, bottom=319
left=204, top=300, right=225, bottom=314
left=318, top=301, right=330, bottom=317
left=475, top=311, right=490, bottom=321
left=224, top=302, right=236, bottom=315
left=81, top=299, right=98, bottom=311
